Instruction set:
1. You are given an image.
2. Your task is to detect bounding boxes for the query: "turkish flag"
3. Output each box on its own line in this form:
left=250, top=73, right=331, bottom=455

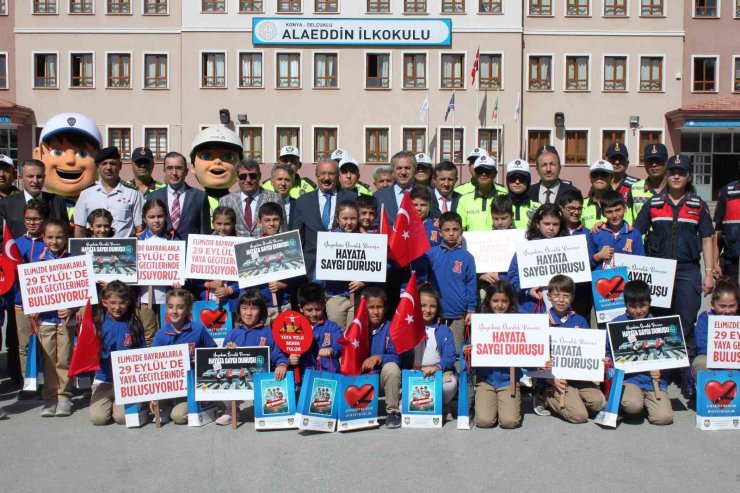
left=3, top=223, right=22, bottom=268
left=339, top=296, right=369, bottom=376
left=378, top=204, right=394, bottom=261
left=68, top=299, right=101, bottom=377
left=389, top=272, right=426, bottom=354
left=0, top=223, right=23, bottom=295
left=470, top=47, right=480, bottom=84
left=389, top=192, right=431, bottom=267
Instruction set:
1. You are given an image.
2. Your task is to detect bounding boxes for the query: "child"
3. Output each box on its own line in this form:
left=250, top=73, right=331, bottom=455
left=588, top=190, right=645, bottom=270
left=533, top=275, right=605, bottom=423
left=360, top=286, right=402, bottom=428
left=410, top=186, right=440, bottom=247
left=289, top=283, right=343, bottom=376
left=89, top=281, right=145, bottom=425
left=217, top=289, right=289, bottom=426
left=693, top=278, right=740, bottom=377
left=414, top=284, right=457, bottom=415
left=150, top=289, right=217, bottom=424
left=426, top=211, right=477, bottom=357
left=85, top=209, right=115, bottom=238
left=611, top=280, right=673, bottom=425
left=557, top=190, right=586, bottom=236
left=478, top=196, right=515, bottom=289
left=33, top=219, right=76, bottom=417
left=357, top=194, right=378, bottom=234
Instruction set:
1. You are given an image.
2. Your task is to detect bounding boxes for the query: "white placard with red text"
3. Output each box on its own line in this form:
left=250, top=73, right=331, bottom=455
left=111, top=345, right=191, bottom=405
left=463, top=229, right=526, bottom=273
left=185, top=234, right=251, bottom=281
left=18, top=254, right=98, bottom=314
left=708, top=315, right=740, bottom=369
left=470, top=313, right=550, bottom=368
left=137, top=238, right=186, bottom=286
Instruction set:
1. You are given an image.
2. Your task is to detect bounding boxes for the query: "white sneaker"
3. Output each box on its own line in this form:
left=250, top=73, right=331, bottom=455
left=215, top=414, right=232, bottom=426
left=532, top=391, right=551, bottom=417
left=40, top=400, right=57, bottom=417
left=55, top=400, right=73, bottom=417
left=519, top=376, right=533, bottom=388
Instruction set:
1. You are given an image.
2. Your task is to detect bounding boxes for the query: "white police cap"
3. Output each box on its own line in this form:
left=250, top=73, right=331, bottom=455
left=473, top=155, right=498, bottom=170
left=338, top=156, right=359, bottom=170
left=415, top=153, right=433, bottom=167
left=589, top=160, right=613, bottom=174
left=0, top=154, right=13, bottom=167
left=279, top=145, right=301, bottom=159
left=39, top=112, right=102, bottom=147
left=190, top=126, right=243, bottom=155
left=330, top=148, right=348, bottom=161
left=467, top=148, right=489, bottom=160
left=506, top=159, right=530, bottom=176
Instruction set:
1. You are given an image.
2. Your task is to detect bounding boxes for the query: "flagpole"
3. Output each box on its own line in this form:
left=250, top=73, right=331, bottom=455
left=452, top=90, right=457, bottom=175
left=426, top=90, right=430, bottom=154
left=496, top=88, right=501, bottom=183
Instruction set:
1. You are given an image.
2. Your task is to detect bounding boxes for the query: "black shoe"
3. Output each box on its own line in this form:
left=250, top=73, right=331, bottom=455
left=385, top=412, right=401, bottom=429
left=16, top=391, right=36, bottom=401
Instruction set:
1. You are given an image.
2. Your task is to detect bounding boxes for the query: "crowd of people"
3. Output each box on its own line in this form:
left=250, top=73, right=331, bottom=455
left=0, top=118, right=738, bottom=429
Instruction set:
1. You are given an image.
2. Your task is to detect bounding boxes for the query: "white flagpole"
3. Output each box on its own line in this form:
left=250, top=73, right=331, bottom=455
left=452, top=90, right=457, bottom=173
left=496, top=89, right=501, bottom=181
left=426, top=90, right=430, bottom=154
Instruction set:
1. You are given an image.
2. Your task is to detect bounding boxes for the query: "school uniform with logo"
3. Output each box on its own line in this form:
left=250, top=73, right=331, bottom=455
left=296, top=319, right=343, bottom=375
left=223, top=323, right=289, bottom=369
left=413, top=323, right=457, bottom=407
left=588, top=222, right=645, bottom=270
left=691, top=309, right=718, bottom=379
left=369, top=320, right=401, bottom=414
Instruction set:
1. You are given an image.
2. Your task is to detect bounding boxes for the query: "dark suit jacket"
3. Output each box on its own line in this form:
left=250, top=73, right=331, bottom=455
left=429, top=189, right=462, bottom=219
left=146, top=184, right=211, bottom=241
left=527, top=180, right=582, bottom=205
left=373, top=184, right=415, bottom=226
left=286, top=197, right=297, bottom=230
left=292, top=188, right=357, bottom=276
left=0, top=191, right=68, bottom=238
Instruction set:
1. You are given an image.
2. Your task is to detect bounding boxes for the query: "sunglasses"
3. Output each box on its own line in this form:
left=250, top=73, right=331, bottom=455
left=508, top=174, right=528, bottom=183
left=474, top=168, right=495, bottom=176
left=238, top=172, right=259, bottom=181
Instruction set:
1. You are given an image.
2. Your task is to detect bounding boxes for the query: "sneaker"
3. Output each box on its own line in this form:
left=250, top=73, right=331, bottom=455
left=40, top=400, right=57, bottom=417
left=519, top=375, right=533, bottom=388
left=385, top=412, right=402, bottom=429
left=55, top=400, right=73, bottom=417
left=215, top=413, right=232, bottom=426
left=532, top=391, right=551, bottom=417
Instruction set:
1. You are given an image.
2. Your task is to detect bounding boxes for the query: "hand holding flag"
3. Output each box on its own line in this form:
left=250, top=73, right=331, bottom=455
left=339, top=296, right=369, bottom=376
left=389, top=272, right=426, bottom=354
left=0, top=222, right=22, bottom=295
left=389, top=192, right=431, bottom=267
left=68, top=299, right=101, bottom=377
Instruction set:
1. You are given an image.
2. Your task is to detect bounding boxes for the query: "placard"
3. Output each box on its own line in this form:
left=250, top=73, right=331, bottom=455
left=607, top=315, right=689, bottom=373
left=235, top=230, right=306, bottom=288
left=402, top=370, right=443, bottom=428
left=69, top=238, right=137, bottom=283
left=18, top=254, right=98, bottom=314
left=136, top=239, right=186, bottom=286
left=696, top=370, right=740, bottom=431
left=708, top=316, right=740, bottom=369
left=337, top=374, right=380, bottom=432
left=254, top=372, right=298, bottom=430
left=111, top=344, right=190, bottom=405
left=194, top=347, right=270, bottom=401
left=470, top=313, right=550, bottom=368
left=528, top=328, right=606, bottom=382
left=613, top=253, right=676, bottom=309
left=516, top=235, right=591, bottom=289
left=185, top=234, right=248, bottom=281
left=591, top=267, right=628, bottom=324
left=192, top=301, right=233, bottom=347
left=315, top=231, right=387, bottom=283
left=463, top=229, right=526, bottom=273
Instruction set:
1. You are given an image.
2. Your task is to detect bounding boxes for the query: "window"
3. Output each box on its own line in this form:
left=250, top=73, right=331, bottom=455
left=202, top=1, right=225, bottom=12
left=440, top=128, right=464, bottom=163
left=565, top=130, right=588, bottom=164
left=693, top=57, right=717, bottom=92
left=365, top=128, right=389, bottom=163
left=70, top=53, right=93, bottom=88
left=239, top=1, right=263, bottom=11
left=366, top=53, right=390, bottom=88
left=107, top=54, right=130, bottom=88
left=367, top=0, right=389, bottom=13
left=315, top=0, right=338, bottom=12
left=640, top=0, right=662, bottom=16
left=405, top=0, right=426, bottom=12
left=736, top=0, right=740, bottom=17
left=239, top=53, right=263, bottom=88
left=0, top=1, right=6, bottom=15
left=403, top=128, right=426, bottom=154
left=604, top=0, right=627, bottom=16
left=441, top=54, right=464, bottom=88
left=201, top=52, right=226, bottom=88
left=0, top=54, right=6, bottom=89
left=108, top=128, right=132, bottom=161
left=694, top=0, right=718, bottom=17
left=276, top=127, right=300, bottom=159
left=478, top=129, right=501, bottom=157
left=240, top=127, right=263, bottom=162
left=604, top=56, right=627, bottom=91
left=314, top=128, right=337, bottom=162
left=107, top=0, right=130, bottom=13
left=144, top=128, right=168, bottom=162
left=34, top=53, right=57, bottom=88
left=567, top=0, right=589, bottom=15
left=278, top=0, right=301, bottom=12
left=529, top=0, right=551, bottom=15
left=735, top=57, right=740, bottom=92
left=639, top=131, right=662, bottom=165
left=442, top=0, right=465, bottom=13
left=479, top=54, right=502, bottom=89
left=69, top=0, right=93, bottom=13
left=33, top=1, right=57, bottom=13
left=403, top=54, right=426, bottom=88
left=527, top=130, right=551, bottom=162
left=565, top=56, right=589, bottom=91
left=143, top=0, right=167, bottom=14
left=144, top=54, right=168, bottom=89
left=602, top=130, right=625, bottom=158
left=277, top=53, right=301, bottom=88
left=314, top=53, right=338, bottom=88
left=479, top=0, right=502, bottom=13
left=639, top=56, right=663, bottom=91
left=0, top=128, right=18, bottom=161
left=529, top=56, right=552, bottom=90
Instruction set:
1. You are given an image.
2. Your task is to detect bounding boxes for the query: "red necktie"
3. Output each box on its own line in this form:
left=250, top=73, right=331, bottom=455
left=171, top=190, right=181, bottom=230
left=442, top=197, right=449, bottom=212
left=244, top=196, right=253, bottom=231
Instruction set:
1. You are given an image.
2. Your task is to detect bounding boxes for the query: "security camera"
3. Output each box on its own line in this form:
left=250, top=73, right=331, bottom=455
left=219, top=109, right=231, bottom=125
left=554, top=112, right=565, bottom=128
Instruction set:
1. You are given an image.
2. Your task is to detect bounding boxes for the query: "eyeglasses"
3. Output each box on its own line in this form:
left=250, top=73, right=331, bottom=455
left=564, top=206, right=583, bottom=213
left=24, top=217, right=43, bottom=223
left=238, top=172, right=259, bottom=181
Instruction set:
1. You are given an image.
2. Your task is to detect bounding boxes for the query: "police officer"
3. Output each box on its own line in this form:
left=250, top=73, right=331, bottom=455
left=456, top=155, right=503, bottom=231
left=633, top=154, right=715, bottom=359
left=605, top=142, right=637, bottom=205
left=330, top=148, right=349, bottom=164
left=263, top=146, right=316, bottom=198
left=125, top=147, right=165, bottom=195
left=505, top=158, right=540, bottom=229
left=338, top=156, right=372, bottom=196
left=581, top=160, right=634, bottom=229
left=631, top=143, right=668, bottom=217
left=455, top=148, right=507, bottom=196
left=713, top=164, right=740, bottom=283
left=414, top=153, right=433, bottom=187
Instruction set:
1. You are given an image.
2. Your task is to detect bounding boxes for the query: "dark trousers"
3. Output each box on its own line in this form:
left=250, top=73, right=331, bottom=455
left=654, top=263, right=701, bottom=356
left=721, top=257, right=739, bottom=286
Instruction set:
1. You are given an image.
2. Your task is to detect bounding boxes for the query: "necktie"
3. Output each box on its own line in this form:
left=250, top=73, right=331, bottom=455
left=545, top=189, right=553, bottom=204
left=244, top=196, right=253, bottom=231
left=322, top=192, right=333, bottom=229
left=442, top=197, right=448, bottom=212
left=171, top=190, right=181, bottom=230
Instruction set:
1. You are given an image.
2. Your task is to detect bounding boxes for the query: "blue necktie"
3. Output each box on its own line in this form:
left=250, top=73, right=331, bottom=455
left=322, top=192, right=333, bottom=229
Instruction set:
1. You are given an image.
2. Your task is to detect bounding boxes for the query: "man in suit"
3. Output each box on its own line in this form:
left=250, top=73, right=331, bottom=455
left=292, top=158, right=356, bottom=276
left=271, top=163, right=297, bottom=227
left=429, top=160, right=462, bottom=219
left=219, top=159, right=283, bottom=238
left=527, top=145, right=581, bottom=205
left=373, top=150, right=416, bottom=225
left=146, top=151, right=211, bottom=240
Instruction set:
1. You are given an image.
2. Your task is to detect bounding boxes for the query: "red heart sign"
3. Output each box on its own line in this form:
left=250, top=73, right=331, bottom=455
left=200, top=308, right=227, bottom=330
left=705, top=380, right=737, bottom=408
left=344, top=384, right=375, bottom=409
left=271, top=311, right=313, bottom=355
left=595, top=276, right=625, bottom=300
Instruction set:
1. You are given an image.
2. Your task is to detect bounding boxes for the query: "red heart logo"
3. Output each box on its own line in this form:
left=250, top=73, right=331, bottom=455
left=705, top=380, right=737, bottom=408
left=344, top=384, right=375, bottom=409
left=200, top=308, right=227, bottom=330
left=595, top=276, right=625, bottom=300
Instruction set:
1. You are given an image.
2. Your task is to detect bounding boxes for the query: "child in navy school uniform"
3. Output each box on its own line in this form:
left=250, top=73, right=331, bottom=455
left=89, top=281, right=146, bottom=425
left=358, top=195, right=379, bottom=234
left=360, top=286, right=402, bottom=429
left=150, top=289, right=217, bottom=425
left=692, top=278, right=739, bottom=378
left=588, top=190, right=644, bottom=270
left=609, top=280, right=673, bottom=425
left=410, top=187, right=441, bottom=247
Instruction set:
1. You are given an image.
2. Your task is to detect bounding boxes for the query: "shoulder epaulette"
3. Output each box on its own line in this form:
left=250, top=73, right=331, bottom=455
left=623, top=175, right=639, bottom=185
left=358, top=180, right=371, bottom=189
left=560, top=179, right=573, bottom=185
left=302, top=177, right=317, bottom=188
left=122, top=180, right=138, bottom=190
